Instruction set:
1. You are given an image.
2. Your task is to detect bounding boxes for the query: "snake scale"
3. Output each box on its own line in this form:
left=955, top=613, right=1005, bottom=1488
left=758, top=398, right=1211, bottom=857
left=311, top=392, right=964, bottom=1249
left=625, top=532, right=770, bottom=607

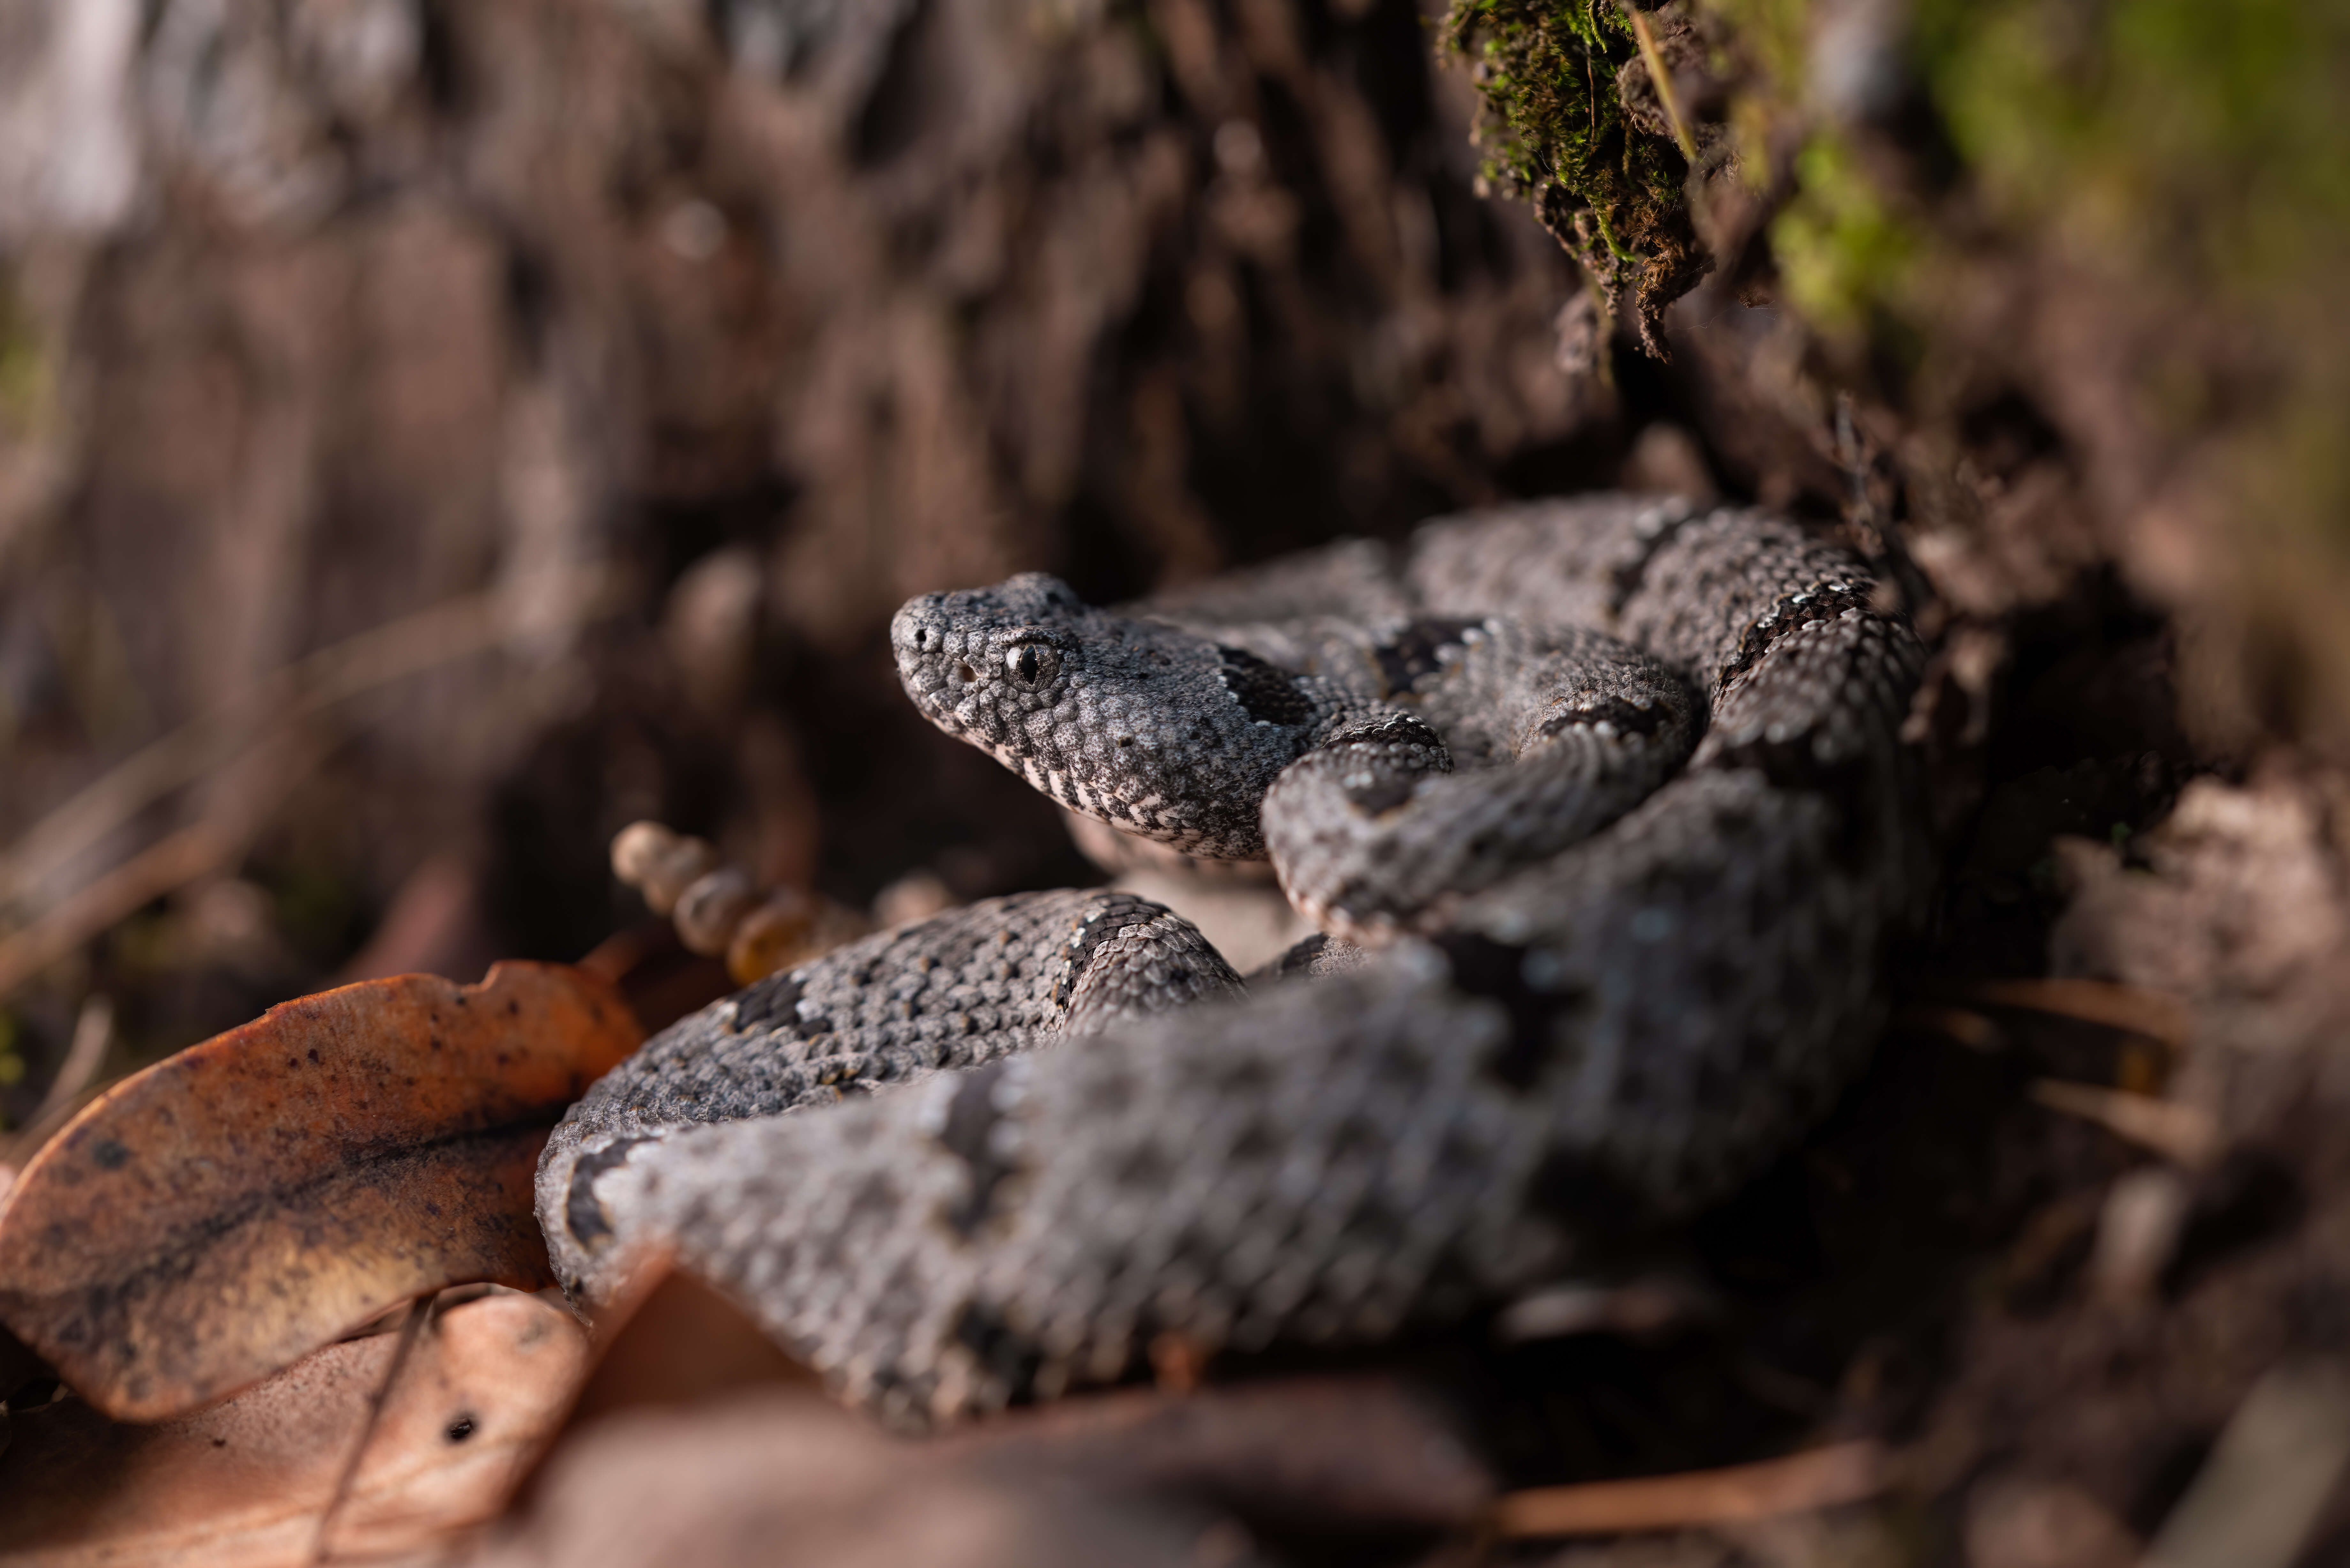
left=538, top=493, right=1931, bottom=1428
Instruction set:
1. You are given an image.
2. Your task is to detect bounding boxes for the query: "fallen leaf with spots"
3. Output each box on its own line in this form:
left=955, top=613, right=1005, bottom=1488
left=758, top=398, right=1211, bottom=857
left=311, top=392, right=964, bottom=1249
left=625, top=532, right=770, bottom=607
left=0, top=1290, right=589, bottom=1565
left=0, top=964, right=637, bottom=1421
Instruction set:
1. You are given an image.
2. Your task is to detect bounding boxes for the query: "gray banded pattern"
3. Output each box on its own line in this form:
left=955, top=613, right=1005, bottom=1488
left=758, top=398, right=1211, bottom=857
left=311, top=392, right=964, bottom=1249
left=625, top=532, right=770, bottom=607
left=538, top=494, right=1931, bottom=1429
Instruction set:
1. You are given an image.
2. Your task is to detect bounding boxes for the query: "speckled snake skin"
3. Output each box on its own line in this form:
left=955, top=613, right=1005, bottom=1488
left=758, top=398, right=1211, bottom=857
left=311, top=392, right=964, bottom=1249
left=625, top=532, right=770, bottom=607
left=538, top=494, right=1932, bottom=1428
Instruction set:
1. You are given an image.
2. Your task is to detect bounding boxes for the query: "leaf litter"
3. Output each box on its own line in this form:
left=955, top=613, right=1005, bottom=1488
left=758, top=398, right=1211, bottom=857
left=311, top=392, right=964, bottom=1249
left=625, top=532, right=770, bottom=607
left=0, top=963, right=637, bottom=1421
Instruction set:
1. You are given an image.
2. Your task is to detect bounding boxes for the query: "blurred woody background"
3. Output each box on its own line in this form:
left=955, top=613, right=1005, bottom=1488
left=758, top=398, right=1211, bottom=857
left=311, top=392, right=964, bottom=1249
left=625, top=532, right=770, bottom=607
left=0, top=0, right=1603, bottom=1101
left=1, top=0, right=2345, bottom=1150
left=11, top=4, right=2350, bottom=1561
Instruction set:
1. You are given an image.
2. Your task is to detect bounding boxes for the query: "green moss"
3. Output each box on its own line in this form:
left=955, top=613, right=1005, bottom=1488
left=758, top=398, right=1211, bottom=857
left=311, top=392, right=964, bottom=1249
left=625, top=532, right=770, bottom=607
left=1917, top=0, right=2350, bottom=735
left=0, top=270, right=51, bottom=435
left=1699, top=0, right=1804, bottom=105
left=1920, top=0, right=2350, bottom=268
left=0, top=1011, right=21, bottom=1112
left=1441, top=0, right=1706, bottom=347
left=1914, top=0, right=2350, bottom=335
left=1769, top=133, right=1919, bottom=334
left=1451, top=0, right=2350, bottom=743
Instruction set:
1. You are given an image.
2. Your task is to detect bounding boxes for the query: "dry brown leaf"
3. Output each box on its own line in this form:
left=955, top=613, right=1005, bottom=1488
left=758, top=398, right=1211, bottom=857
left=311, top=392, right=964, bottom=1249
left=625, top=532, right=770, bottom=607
left=468, top=1390, right=1271, bottom=1568
left=0, top=963, right=638, bottom=1421
left=484, top=1249, right=826, bottom=1524
left=492, top=1254, right=1488, bottom=1564
left=0, top=1290, right=589, bottom=1566
left=942, top=1373, right=1496, bottom=1533
left=560, top=1254, right=816, bottom=1428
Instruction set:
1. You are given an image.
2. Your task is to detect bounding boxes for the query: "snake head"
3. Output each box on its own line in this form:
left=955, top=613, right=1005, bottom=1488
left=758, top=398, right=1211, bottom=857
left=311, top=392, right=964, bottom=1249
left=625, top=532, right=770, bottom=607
left=891, top=573, right=1338, bottom=858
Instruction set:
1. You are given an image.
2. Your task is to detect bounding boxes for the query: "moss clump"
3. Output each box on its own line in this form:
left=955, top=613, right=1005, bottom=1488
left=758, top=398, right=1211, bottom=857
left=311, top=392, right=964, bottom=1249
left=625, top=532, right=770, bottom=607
left=1442, top=0, right=1709, bottom=350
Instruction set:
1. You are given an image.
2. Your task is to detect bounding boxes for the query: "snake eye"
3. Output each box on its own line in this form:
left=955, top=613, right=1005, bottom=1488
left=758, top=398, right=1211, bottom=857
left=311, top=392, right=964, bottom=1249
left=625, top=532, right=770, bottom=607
left=1005, top=642, right=1061, bottom=690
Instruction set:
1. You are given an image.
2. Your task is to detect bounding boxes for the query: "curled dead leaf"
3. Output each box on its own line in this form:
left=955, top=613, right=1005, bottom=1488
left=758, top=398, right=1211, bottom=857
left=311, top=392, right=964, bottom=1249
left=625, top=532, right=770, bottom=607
left=560, top=1251, right=816, bottom=1429
left=470, top=1388, right=1267, bottom=1568
left=0, top=963, right=638, bottom=1421
left=0, top=1290, right=589, bottom=1566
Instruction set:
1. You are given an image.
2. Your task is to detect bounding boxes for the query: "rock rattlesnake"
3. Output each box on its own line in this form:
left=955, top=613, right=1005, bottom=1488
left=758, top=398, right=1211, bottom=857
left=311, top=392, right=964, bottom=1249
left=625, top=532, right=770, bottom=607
left=537, top=493, right=1930, bottom=1428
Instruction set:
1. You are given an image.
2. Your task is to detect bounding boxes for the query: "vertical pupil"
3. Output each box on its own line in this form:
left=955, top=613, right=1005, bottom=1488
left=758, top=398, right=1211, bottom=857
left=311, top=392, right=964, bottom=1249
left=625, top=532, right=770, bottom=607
left=1006, top=643, right=1059, bottom=687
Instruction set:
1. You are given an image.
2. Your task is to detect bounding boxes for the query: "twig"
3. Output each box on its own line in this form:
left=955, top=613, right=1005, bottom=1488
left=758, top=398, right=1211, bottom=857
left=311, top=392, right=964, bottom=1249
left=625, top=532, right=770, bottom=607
left=2030, top=1080, right=2218, bottom=1168
left=1835, top=392, right=1876, bottom=537
left=1968, top=978, right=2190, bottom=1047
left=0, top=568, right=621, bottom=1005
left=0, top=593, right=511, bottom=912
left=0, top=994, right=117, bottom=1166
left=1495, top=1277, right=1712, bottom=1343
left=0, top=822, right=229, bottom=1002
left=30, top=994, right=113, bottom=1130
left=1620, top=2, right=1698, bottom=161
left=1492, top=1440, right=1890, bottom=1537
left=312, top=1296, right=430, bottom=1564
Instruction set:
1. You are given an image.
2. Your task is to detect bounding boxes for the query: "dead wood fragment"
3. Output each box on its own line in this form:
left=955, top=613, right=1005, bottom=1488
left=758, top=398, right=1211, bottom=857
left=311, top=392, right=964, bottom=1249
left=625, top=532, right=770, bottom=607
left=1495, top=1276, right=1716, bottom=1342
left=2143, top=1360, right=2350, bottom=1568
left=0, top=1292, right=588, bottom=1567
left=2028, top=1080, right=2218, bottom=1168
left=1490, top=1441, right=1891, bottom=1537
left=1147, top=1330, right=1210, bottom=1394
left=0, top=963, right=639, bottom=1421
left=2088, top=1167, right=2193, bottom=1303
left=1970, top=978, right=2191, bottom=1048
left=1894, top=1005, right=2007, bottom=1053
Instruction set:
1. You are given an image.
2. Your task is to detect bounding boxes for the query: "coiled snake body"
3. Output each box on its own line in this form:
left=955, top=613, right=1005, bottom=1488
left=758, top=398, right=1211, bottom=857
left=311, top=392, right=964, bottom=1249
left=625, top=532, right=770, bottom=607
left=539, top=494, right=1930, bottom=1428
